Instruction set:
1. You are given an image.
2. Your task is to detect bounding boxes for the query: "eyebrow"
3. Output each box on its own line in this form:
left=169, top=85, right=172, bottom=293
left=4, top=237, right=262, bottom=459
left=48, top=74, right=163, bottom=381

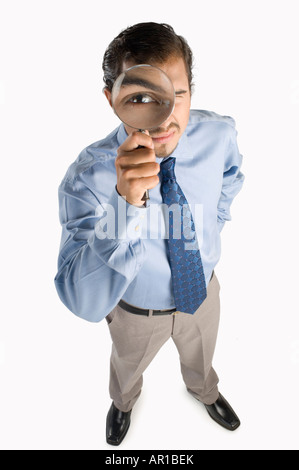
left=121, top=76, right=166, bottom=94
left=175, top=90, right=188, bottom=95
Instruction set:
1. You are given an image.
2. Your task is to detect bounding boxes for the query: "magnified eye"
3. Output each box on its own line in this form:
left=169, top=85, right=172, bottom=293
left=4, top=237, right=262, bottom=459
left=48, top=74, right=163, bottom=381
left=128, top=94, right=157, bottom=104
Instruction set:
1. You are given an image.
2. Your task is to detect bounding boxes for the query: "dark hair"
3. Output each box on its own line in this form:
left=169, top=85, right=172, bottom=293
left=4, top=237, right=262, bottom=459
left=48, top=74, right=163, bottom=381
left=102, top=22, right=194, bottom=92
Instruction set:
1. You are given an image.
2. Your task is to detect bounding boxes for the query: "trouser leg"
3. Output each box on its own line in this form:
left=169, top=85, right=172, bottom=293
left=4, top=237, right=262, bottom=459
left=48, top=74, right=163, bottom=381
left=106, top=305, right=173, bottom=412
left=171, top=272, right=221, bottom=405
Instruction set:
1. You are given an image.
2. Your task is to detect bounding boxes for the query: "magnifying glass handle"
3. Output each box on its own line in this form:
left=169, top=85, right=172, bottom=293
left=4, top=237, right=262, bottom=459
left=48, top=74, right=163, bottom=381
left=138, top=130, right=150, bottom=202
left=141, top=190, right=150, bottom=202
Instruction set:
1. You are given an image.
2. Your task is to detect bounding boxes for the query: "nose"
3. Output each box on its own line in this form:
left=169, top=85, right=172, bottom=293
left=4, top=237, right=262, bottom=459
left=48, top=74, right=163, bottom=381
left=160, top=112, right=175, bottom=129
left=151, top=114, right=176, bottom=134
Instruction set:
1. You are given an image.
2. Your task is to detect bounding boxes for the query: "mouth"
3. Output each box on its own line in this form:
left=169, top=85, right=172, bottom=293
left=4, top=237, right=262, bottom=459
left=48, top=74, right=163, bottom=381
left=151, top=131, right=176, bottom=144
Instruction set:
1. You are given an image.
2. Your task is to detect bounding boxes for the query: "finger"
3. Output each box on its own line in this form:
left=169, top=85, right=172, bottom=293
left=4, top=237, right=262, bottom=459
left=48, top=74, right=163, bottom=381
left=122, top=162, right=160, bottom=179
left=116, top=150, right=157, bottom=167
left=138, top=175, right=160, bottom=190
left=119, top=131, right=154, bottom=152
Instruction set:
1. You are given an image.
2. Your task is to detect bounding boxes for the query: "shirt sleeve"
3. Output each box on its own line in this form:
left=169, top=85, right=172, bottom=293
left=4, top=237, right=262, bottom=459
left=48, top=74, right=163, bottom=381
left=54, top=178, right=147, bottom=323
left=217, top=125, right=245, bottom=232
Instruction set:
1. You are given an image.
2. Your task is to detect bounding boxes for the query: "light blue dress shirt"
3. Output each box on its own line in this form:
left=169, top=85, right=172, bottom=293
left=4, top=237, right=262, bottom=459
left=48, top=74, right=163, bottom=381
left=54, top=110, right=244, bottom=322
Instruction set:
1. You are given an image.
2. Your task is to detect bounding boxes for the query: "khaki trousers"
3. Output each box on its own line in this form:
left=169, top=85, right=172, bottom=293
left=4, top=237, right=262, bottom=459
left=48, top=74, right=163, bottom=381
left=106, top=272, right=221, bottom=412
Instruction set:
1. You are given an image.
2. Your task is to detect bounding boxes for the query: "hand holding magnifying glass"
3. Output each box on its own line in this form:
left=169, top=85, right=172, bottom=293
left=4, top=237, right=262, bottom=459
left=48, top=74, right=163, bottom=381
left=111, top=64, right=175, bottom=203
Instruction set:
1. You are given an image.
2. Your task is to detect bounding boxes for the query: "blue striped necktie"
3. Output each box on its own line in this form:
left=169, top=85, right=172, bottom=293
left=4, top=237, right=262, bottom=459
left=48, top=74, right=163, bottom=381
left=160, top=157, right=207, bottom=314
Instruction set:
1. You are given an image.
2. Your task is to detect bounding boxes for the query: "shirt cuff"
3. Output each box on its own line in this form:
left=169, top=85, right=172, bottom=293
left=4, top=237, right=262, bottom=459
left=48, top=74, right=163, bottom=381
left=95, top=186, right=148, bottom=242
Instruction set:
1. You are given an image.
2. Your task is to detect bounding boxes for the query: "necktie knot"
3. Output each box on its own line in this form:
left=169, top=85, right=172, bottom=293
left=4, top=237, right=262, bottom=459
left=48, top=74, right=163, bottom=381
left=160, top=157, right=176, bottom=181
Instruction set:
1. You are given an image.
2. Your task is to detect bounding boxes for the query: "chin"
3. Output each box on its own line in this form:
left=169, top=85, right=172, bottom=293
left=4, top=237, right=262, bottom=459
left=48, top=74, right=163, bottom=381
left=155, top=143, right=178, bottom=159
left=155, top=148, right=168, bottom=158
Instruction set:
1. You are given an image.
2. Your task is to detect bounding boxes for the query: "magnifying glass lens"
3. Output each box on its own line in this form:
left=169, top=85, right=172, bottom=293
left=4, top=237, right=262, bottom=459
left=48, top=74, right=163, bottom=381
left=111, top=64, right=175, bottom=130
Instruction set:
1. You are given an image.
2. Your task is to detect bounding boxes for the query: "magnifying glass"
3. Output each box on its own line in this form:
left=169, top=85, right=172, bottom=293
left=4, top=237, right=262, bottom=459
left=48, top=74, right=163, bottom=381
left=111, top=64, right=175, bottom=201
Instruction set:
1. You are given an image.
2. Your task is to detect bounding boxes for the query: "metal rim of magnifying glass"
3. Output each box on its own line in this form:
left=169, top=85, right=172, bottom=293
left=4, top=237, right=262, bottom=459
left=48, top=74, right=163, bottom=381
left=111, top=64, right=176, bottom=131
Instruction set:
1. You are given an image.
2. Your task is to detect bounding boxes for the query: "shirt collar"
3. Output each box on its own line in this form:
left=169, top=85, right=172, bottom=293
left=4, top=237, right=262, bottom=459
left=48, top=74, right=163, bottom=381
left=116, top=124, right=194, bottom=161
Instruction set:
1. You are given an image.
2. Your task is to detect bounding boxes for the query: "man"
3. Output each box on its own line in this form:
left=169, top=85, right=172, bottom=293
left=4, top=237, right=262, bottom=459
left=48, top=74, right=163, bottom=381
left=54, top=22, right=244, bottom=446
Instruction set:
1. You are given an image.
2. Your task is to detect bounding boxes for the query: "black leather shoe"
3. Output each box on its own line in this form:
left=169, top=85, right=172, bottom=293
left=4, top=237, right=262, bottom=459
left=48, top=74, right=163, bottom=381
left=106, top=402, right=132, bottom=446
left=204, top=393, right=241, bottom=431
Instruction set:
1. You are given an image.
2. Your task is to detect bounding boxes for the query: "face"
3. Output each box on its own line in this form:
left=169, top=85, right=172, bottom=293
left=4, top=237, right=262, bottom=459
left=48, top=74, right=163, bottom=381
left=105, top=56, right=191, bottom=158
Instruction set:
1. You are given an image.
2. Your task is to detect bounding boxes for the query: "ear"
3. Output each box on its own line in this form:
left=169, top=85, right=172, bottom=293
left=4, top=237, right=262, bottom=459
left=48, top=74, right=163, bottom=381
left=103, top=87, right=113, bottom=107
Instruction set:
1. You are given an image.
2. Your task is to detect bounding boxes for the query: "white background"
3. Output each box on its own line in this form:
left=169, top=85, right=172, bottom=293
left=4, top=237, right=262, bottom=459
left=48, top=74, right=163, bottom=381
left=1, top=0, right=299, bottom=451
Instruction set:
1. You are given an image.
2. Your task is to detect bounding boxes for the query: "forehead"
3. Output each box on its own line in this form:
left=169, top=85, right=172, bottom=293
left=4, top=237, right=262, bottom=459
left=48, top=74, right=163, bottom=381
left=122, top=56, right=189, bottom=90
